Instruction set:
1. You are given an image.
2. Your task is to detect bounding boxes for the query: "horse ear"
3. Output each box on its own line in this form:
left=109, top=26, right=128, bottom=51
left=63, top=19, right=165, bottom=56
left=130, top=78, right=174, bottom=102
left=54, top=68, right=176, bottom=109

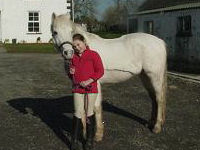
left=81, top=23, right=87, bottom=31
left=65, top=13, right=71, bottom=20
left=51, top=12, right=56, bottom=24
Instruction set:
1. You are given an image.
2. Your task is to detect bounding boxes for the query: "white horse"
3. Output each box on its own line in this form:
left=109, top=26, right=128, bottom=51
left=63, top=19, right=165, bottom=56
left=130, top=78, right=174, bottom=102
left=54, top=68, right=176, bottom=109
left=51, top=13, right=167, bottom=141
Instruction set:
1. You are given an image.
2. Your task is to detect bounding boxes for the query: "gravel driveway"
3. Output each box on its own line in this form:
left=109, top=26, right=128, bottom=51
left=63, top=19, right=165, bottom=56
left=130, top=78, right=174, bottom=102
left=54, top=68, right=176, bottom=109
left=0, top=52, right=199, bottom=150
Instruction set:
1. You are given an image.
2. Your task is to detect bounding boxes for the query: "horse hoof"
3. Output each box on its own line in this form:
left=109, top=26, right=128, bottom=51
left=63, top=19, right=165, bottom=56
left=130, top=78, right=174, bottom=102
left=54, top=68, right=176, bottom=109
left=152, top=125, right=162, bottom=134
left=94, top=133, right=103, bottom=142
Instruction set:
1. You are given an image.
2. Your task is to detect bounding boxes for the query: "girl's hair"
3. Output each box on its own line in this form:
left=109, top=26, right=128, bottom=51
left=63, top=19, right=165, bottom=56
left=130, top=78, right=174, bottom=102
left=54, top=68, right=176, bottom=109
left=72, top=33, right=85, bottom=42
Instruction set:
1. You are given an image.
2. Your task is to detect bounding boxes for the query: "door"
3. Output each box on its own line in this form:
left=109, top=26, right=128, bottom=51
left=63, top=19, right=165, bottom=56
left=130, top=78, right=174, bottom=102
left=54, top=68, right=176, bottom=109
left=175, top=15, right=192, bottom=71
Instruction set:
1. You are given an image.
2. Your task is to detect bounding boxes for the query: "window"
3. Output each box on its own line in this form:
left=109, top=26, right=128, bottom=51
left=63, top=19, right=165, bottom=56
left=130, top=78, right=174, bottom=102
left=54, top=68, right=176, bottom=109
left=177, top=16, right=192, bottom=36
left=144, top=21, right=154, bottom=35
left=66, top=0, right=72, bottom=9
left=28, top=12, right=40, bottom=33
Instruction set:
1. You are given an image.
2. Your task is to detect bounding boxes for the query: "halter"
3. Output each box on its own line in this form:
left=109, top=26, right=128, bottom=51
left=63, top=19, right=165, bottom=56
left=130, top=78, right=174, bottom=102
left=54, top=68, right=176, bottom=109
left=58, top=41, right=73, bottom=50
left=55, top=41, right=74, bottom=60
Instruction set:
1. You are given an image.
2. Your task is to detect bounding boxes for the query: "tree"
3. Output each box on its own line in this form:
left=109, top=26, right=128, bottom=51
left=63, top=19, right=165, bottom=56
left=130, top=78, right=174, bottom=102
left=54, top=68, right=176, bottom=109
left=102, top=0, right=142, bottom=32
left=74, top=0, right=99, bottom=32
left=102, top=1, right=127, bottom=32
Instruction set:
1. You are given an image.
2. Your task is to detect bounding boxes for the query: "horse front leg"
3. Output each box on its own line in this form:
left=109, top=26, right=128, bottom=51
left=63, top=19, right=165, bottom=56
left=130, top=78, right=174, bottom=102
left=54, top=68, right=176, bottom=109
left=94, top=81, right=104, bottom=142
left=94, top=105, right=104, bottom=142
left=82, top=115, right=86, bottom=139
left=141, top=70, right=166, bottom=134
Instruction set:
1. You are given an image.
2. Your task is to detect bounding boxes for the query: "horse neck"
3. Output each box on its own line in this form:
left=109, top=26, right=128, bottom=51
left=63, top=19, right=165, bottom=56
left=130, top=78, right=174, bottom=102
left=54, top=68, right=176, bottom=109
left=74, top=28, right=102, bottom=45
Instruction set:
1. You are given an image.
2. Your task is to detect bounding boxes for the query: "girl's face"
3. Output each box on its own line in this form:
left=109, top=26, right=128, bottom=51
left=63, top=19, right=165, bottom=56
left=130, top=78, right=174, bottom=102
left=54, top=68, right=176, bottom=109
left=72, top=39, right=87, bottom=54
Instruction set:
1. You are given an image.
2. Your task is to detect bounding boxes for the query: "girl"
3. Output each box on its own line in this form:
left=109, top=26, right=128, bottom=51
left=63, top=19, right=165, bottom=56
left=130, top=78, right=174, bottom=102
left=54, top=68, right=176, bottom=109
left=69, top=33, right=104, bottom=150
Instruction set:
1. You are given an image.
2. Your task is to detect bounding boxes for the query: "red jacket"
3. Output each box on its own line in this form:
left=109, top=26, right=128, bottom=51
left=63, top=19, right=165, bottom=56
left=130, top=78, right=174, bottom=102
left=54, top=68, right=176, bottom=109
left=68, top=48, right=104, bottom=93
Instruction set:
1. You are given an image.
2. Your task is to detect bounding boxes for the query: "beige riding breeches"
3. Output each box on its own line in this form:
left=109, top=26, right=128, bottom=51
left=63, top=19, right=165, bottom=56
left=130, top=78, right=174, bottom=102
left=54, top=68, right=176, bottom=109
left=73, top=93, right=97, bottom=118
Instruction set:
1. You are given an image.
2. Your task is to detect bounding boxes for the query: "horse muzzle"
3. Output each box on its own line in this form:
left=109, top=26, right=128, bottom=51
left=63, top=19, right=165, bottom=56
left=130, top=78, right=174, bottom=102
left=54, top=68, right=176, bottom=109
left=62, top=49, right=74, bottom=59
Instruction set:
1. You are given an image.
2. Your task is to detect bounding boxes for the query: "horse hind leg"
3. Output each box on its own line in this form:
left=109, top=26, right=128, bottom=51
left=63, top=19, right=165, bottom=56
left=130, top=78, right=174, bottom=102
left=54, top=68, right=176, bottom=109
left=150, top=66, right=167, bottom=127
left=140, top=69, right=167, bottom=134
left=140, top=71, right=157, bottom=128
left=150, top=70, right=166, bottom=133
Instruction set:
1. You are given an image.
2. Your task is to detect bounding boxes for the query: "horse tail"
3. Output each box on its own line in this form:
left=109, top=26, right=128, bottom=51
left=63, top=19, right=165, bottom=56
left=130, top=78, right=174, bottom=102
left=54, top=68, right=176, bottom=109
left=161, top=42, right=167, bottom=125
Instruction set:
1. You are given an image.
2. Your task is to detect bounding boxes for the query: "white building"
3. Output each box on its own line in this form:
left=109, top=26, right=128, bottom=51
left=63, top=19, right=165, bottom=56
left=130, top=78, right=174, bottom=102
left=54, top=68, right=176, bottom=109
left=0, top=0, right=71, bottom=43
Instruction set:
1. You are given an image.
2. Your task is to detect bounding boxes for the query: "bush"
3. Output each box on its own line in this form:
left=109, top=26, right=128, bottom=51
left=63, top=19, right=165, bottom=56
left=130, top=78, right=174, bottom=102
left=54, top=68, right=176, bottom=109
left=94, top=32, right=126, bottom=39
left=4, top=43, right=56, bottom=53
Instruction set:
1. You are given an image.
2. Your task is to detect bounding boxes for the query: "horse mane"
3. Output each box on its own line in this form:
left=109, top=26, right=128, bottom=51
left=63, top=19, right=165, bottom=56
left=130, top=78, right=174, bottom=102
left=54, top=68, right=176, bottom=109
left=73, top=22, right=125, bottom=42
left=73, top=22, right=103, bottom=44
left=56, top=14, right=100, bottom=39
left=74, top=23, right=87, bottom=32
left=55, top=14, right=121, bottom=44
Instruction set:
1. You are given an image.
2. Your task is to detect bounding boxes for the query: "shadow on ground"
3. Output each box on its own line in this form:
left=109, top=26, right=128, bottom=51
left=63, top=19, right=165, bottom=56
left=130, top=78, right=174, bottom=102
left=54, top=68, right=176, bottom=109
left=7, top=96, right=148, bottom=148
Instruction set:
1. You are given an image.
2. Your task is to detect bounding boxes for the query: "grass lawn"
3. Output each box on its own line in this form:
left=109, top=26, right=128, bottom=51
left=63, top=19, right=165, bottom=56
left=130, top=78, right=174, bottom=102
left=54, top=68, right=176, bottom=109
left=4, top=43, right=56, bottom=53
left=2, top=32, right=126, bottom=53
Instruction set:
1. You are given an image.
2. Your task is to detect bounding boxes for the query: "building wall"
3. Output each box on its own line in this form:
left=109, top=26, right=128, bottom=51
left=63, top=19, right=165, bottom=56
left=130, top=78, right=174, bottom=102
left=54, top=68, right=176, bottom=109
left=128, top=8, right=200, bottom=72
left=0, top=0, right=70, bottom=43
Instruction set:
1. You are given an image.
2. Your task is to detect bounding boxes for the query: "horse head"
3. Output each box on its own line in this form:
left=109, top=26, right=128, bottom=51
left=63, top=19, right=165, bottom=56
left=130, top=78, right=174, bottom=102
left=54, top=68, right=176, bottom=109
left=51, top=13, right=75, bottom=60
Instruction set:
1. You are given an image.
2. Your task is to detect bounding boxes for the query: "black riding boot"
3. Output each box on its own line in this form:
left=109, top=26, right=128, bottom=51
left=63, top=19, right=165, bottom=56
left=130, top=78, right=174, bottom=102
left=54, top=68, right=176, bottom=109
left=71, top=116, right=83, bottom=150
left=84, top=115, right=95, bottom=150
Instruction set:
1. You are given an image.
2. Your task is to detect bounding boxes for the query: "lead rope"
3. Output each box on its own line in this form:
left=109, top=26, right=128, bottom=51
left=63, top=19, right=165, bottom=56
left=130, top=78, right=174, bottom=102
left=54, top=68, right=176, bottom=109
left=68, top=58, right=78, bottom=87
left=84, top=93, right=90, bottom=124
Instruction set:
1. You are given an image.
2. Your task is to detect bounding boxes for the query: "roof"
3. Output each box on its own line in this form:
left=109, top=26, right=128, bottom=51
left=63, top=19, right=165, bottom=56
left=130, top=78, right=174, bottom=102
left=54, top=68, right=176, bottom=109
left=138, top=0, right=200, bottom=14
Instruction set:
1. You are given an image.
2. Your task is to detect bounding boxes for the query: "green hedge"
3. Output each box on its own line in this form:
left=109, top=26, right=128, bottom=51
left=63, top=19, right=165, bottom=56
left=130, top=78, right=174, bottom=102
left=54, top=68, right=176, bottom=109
left=94, top=32, right=126, bottom=39
left=4, top=43, right=57, bottom=53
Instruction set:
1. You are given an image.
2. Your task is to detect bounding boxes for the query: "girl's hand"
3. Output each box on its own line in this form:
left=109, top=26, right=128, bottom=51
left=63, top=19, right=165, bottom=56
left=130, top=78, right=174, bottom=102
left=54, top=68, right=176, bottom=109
left=80, top=78, right=94, bottom=87
left=69, top=67, right=75, bottom=74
